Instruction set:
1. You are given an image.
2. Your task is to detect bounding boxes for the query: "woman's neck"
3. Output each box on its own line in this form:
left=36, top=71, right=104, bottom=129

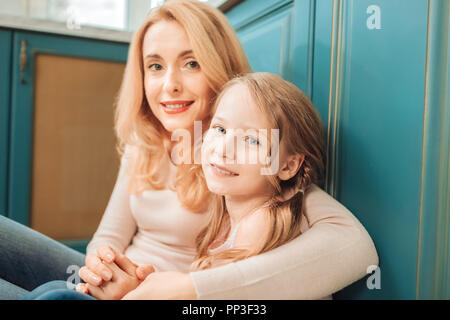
left=224, top=193, right=271, bottom=230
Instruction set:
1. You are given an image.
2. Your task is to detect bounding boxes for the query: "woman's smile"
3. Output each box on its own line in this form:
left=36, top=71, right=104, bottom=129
left=161, top=100, right=194, bottom=114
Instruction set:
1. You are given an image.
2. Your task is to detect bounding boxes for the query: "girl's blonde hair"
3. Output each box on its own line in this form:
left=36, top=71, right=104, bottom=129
left=191, top=72, right=325, bottom=270
left=114, top=0, right=251, bottom=212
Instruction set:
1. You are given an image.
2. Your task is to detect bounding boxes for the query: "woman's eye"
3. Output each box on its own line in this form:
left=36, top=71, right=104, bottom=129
left=246, top=136, right=260, bottom=146
left=213, top=125, right=226, bottom=134
left=186, top=60, right=200, bottom=69
left=149, top=63, right=162, bottom=71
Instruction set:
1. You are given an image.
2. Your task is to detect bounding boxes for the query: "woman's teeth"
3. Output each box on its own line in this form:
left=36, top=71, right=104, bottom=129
left=164, top=102, right=192, bottom=109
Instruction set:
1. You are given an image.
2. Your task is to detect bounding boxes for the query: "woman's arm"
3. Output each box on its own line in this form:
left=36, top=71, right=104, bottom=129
left=86, top=146, right=137, bottom=256
left=189, top=185, right=379, bottom=299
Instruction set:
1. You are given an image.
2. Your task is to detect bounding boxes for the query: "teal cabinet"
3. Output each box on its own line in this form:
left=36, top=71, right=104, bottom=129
left=227, top=0, right=450, bottom=299
left=227, top=0, right=314, bottom=96
left=0, top=30, right=12, bottom=218
left=1, top=28, right=128, bottom=253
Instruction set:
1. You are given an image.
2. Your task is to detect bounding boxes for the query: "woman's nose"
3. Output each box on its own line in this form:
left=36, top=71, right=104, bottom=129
left=163, top=67, right=182, bottom=94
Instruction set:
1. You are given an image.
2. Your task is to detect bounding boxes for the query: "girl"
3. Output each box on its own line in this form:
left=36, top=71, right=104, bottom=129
left=192, top=72, right=326, bottom=274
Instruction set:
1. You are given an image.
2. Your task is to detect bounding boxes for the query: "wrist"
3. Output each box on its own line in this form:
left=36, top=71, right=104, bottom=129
left=182, top=273, right=198, bottom=300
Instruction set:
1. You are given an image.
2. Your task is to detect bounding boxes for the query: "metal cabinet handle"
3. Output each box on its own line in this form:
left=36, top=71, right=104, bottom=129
left=20, top=39, right=27, bottom=84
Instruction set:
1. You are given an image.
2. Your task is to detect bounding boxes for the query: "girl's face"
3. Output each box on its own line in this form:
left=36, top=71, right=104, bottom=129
left=142, top=20, right=215, bottom=133
left=201, top=84, right=276, bottom=199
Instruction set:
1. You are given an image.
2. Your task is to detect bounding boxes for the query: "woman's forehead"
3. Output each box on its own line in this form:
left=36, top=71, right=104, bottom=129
left=142, top=20, right=191, bottom=56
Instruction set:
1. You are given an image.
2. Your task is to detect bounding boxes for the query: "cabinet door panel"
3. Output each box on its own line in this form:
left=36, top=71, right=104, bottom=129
left=236, top=4, right=293, bottom=75
left=329, top=0, right=428, bottom=299
left=0, top=29, right=12, bottom=217
left=9, top=32, right=128, bottom=252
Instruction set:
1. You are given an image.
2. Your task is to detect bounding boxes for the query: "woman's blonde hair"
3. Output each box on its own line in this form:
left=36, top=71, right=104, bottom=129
left=191, top=72, right=325, bottom=270
left=114, top=0, right=251, bottom=212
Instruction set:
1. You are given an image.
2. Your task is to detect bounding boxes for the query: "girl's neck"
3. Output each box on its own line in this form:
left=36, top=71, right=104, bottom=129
left=224, top=193, right=271, bottom=230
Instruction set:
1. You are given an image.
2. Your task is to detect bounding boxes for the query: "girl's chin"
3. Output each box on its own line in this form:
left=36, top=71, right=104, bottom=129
left=206, top=184, right=233, bottom=196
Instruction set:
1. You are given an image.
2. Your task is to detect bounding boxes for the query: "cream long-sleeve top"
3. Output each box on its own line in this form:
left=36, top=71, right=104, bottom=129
left=87, top=146, right=379, bottom=299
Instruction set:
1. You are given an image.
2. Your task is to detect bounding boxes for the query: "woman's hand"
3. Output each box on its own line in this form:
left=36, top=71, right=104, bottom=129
left=121, top=271, right=197, bottom=300
left=77, top=245, right=154, bottom=299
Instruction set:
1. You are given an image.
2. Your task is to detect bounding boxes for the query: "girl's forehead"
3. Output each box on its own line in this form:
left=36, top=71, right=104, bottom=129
left=214, top=83, right=272, bottom=130
left=219, top=84, right=252, bottom=107
left=216, top=84, right=253, bottom=113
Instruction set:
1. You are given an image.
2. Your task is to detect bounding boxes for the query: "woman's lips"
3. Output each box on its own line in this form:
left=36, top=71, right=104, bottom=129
left=209, top=163, right=239, bottom=177
left=161, top=101, right=194, bottom=114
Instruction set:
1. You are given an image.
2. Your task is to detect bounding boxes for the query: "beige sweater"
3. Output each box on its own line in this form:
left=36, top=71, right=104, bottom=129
left=87, top=147, right=378, bottom=299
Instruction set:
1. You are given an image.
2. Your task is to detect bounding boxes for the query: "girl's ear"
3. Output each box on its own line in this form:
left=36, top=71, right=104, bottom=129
left=278, top=154, right=305, bottom=181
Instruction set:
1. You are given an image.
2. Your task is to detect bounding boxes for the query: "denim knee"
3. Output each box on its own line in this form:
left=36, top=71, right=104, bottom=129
left=21, top=280, right=72, bottom=300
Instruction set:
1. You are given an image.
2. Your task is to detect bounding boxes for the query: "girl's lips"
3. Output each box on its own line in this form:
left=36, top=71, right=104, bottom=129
left=161, top=101, right=194, bottom=114
left=209, top=163, right=239, bottom=177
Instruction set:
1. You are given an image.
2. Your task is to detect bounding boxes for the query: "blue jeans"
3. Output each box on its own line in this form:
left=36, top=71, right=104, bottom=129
left=0, top=215, right=86, bottom=300
left=20, top=280, right=95, bottom=300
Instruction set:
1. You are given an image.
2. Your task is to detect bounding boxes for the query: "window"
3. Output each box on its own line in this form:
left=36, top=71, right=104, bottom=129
left=0, top=0, right=230, bottom=32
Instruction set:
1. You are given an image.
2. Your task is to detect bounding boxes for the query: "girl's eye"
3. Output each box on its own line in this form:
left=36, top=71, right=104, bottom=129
left=213, top=125, right=226, bottom=134
left=149, top=63, right=162, bottom=71
left=186, top=60, right=200, bottom=69
left=246, top=136, right=260, bottom=146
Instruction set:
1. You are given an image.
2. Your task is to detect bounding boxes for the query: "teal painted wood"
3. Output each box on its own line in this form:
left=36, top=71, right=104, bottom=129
left=8, top=31, right=128, bottom=229
left=228, top=0, right=315, bottom=98
left=417, top=0, right=450, bottom=300
left=0, top=29, right=12, bottom=217
left=227, top=0, right=293, bottom=30
left=328, top=0, right=428, bottom=299
left=311, top=0, right=333, bottom=126
left=311, top=0, right=334, bottom=192
left=233, top=3, right=293, bottom=76
left=287, top=0, right=315, bottom=97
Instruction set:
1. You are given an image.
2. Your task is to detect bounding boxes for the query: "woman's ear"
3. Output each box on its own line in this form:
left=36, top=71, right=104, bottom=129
left=278, top=154, right=305, bottom=181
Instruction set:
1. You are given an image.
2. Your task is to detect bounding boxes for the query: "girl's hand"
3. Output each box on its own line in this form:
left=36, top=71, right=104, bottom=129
left=78, top=245, right=117, bottom=287
left=78, top=259, right=153, bottom=300
left=77, top=245, right=154, bottom=299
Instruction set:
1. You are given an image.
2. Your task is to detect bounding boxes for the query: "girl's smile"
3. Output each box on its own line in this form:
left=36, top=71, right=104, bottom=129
left=209, top=163, right=239, bottom=177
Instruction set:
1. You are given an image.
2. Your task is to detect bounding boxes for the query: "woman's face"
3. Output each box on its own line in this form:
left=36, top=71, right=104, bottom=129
left=201, top=84, right=276, bottom=199
left=142, top=20, right=215, bottom=133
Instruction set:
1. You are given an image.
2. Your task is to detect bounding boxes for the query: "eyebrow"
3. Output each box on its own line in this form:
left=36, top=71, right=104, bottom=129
left=144, top=50, right=194, bottom=60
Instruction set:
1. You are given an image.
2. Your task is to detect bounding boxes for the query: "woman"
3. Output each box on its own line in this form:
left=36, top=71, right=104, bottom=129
left=0, top=0, right=378, bottom=300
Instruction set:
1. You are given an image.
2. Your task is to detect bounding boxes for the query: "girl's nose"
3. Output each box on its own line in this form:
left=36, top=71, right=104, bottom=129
left=163, top=68, right=182, bottom=94
left=215, top=131, right=236, bottom=162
